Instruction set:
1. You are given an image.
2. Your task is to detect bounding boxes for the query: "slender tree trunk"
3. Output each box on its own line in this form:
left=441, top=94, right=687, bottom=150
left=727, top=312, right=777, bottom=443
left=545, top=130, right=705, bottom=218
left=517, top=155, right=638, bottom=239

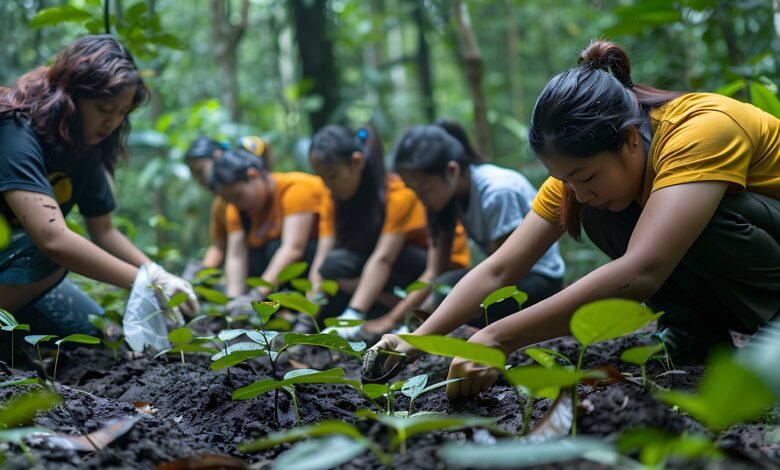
left=367, top=0, right=390, bottom=119
left=774, top=0, right=780, bottom=39
left=452, top=0, right=491, bottom=158
left=411, top=1, right=435, bottom=122
left=291, top=0, right=340, bottom=131
left=505, top=0, right=522, bottom=118
left=210, top=0, right=250, bottom=122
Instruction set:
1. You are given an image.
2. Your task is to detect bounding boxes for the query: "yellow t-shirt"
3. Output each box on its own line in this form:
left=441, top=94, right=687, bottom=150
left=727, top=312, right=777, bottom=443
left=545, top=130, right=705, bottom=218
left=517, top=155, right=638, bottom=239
left=532, top=92, right=780, bottom=224
left=225, top=172, right=325, bottom=248
left=319, top=174, right=470, bottom=268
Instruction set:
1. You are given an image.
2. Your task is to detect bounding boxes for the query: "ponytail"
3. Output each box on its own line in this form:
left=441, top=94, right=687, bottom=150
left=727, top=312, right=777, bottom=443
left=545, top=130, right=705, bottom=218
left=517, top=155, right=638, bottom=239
left=209, top=147, right=266, bottom=189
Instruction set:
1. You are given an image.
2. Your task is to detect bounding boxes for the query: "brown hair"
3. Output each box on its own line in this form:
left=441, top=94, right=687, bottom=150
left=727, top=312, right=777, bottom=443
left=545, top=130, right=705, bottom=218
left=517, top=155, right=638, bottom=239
left=529, top=40, right=684, bottom=240
left=0, top=35, right=149, bottom=174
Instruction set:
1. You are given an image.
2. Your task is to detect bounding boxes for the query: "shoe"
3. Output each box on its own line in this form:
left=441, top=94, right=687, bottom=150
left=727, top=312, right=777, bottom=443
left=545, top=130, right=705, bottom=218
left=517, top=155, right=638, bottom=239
left=322, top=308, right=365, bottom=340
left=655, top=326, right=733, bottom=365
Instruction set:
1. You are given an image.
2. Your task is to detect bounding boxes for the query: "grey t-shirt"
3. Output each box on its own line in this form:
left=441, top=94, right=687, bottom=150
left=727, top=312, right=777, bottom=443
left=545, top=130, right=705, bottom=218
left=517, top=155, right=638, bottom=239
left=457, top=164, right=565, bottom=279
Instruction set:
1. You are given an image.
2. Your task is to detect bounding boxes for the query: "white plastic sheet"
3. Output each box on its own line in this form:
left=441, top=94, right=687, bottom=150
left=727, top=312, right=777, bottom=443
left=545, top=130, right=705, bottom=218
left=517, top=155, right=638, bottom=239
left=123, top=264, right=170, bottom=353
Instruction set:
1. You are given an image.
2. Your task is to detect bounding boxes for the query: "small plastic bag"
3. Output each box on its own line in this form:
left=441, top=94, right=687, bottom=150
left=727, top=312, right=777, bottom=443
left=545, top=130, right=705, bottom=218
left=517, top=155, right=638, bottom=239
left=123, top=264, right=171, bottom=353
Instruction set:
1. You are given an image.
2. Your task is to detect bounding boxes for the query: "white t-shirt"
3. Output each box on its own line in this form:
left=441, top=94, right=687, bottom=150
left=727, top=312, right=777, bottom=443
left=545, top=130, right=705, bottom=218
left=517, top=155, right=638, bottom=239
left=457, top=164, right=565, bottom=279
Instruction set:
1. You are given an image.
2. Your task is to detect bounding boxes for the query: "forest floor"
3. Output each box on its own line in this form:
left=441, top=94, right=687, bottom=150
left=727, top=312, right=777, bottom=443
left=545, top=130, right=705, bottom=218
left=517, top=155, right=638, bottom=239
left=1, top=326, right=779, bottom=469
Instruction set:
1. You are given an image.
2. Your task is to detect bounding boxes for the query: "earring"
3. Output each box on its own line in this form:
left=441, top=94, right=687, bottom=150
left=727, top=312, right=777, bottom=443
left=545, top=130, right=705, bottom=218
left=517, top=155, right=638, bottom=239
left=633, top=141, right=639, bottom=147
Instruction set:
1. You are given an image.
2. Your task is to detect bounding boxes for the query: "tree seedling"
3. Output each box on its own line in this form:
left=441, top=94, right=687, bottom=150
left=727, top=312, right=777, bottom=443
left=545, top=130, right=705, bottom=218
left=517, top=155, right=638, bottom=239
left=154, top=327, right=218, bottom=364
left=392, top=280, right=429, bottom=330
left=23, top=335, right=58, bottom=379
left=399, top=374, right=463, bottom=415
left=396, top=333, right=507, bottom=369
left=52, top=334, right=101, bottom=385
left=0, top=389, right=61, bottom=464
left=617, top=427, right=722, bottom=467
left=480, top=286, right=528, bottom=327
left=620, top=344, right=664, bottom=388
left=0, top=309, right=30, bottom=371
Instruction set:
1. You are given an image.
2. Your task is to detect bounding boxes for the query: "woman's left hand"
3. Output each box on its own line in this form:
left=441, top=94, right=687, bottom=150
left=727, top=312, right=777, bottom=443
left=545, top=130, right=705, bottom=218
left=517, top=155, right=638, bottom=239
left=445, top=356, right=501, bottom=400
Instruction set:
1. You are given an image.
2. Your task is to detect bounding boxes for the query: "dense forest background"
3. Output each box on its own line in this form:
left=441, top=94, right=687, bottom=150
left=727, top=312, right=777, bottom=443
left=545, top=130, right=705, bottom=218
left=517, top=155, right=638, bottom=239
left=2, top=0, right=779, bottom=283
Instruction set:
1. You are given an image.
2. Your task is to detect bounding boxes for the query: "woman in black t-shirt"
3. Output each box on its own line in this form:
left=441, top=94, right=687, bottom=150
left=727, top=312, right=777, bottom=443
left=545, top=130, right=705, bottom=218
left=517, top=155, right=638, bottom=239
left=0, top=35, right=198, bottom=338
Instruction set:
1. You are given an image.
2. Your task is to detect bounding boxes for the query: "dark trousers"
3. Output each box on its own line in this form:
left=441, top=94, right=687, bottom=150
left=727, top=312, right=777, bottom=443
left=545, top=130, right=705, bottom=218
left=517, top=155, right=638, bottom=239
left=582, top=192, right=780, bottom=336
left=431, top=269, right=563, bottom=328
left=317, top=245, right=428, bottom=318
left=248, top=239, right=317, bottom=278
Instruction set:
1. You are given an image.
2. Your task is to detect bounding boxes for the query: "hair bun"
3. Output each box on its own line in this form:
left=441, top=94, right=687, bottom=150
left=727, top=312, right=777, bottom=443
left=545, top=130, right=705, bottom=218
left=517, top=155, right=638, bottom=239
left=577, top=40, right=633, bottom=87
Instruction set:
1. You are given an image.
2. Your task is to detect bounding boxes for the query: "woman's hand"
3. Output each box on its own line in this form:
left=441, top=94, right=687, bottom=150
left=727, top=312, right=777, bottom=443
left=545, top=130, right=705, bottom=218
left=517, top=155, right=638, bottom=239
left=445, top=357, right=500, bottom=400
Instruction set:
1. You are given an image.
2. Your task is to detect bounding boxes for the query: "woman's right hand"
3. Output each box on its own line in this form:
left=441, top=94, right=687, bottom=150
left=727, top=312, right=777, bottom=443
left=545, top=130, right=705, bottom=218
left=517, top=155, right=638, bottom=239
left=366, top=333, right=422, bottom=377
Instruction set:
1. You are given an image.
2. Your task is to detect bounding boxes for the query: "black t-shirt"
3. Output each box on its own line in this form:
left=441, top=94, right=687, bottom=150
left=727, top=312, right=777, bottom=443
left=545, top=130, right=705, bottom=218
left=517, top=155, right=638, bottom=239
left=0, top=116, right=116, bottom=226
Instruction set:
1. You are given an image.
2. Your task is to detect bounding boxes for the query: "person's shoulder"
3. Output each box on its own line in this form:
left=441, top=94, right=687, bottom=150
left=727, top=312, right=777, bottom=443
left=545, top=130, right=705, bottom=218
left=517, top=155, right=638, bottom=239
left=0, top=115, right=42, bottom=152
left=472, top=163, right=533, bottom=193
left=651, top=92, right=751, bottom=124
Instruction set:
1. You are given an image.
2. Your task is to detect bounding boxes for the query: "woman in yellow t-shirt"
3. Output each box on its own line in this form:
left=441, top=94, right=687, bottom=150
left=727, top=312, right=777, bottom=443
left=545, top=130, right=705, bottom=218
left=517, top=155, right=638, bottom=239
left=307, top=125, right=469, bottom=339
left=209, top=147, right=324, bottom=302
left=370, top=40, right=780, bottom=399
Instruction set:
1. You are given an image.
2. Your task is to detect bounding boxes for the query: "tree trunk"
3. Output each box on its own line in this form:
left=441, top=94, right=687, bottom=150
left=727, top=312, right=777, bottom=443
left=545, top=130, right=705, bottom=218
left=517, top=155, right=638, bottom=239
left=290, top=0, right=340, bottom=131
left=774, top=0, right=780, bottom=39
left=210, top=0, right=249, bottom=122
left=452, top=0, right=491, bottom=158
left=411, top=1, right=435, bottom=122
left=505, top=0, right=522, bottom=118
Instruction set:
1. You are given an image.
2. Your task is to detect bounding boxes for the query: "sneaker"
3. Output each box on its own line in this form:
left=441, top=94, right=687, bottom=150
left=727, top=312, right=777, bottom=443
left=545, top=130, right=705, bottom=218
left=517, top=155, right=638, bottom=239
left=323, top=309, right=364, bottom=340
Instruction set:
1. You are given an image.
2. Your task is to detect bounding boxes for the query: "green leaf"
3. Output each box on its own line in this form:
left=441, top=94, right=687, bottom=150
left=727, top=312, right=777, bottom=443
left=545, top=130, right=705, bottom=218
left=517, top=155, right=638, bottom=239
left=278, top=261, right=308, bottom=286
left=238, top=420, right=363, bottom=453
left=252, top=300, right=280, bottom=325
left=405, top=280, right=429, bottom=294
left=397, top=334, right=506, bottom=369
left=440, top=437, right=618, bottom=468
left=524, top=347, right=572, bottom=368
left=361, top=383, right=391, bottom=400
left=320, top=280, right=339, bottom=296
left=211, top=349, right=266, bottom=370
left=283, top=333, right=366, bottom=358
left=30, top=5, right=93, bottom=29
left=232, top=368, right=357, bottom=400
left=750, top=81, right=780, bottom=118
left=268, top=292, right=318, bottom=317
left=715, top=79, right=747, bottom=97
left=0, top=377, right=43, bottom=388
left=197, top=268, right=223, bottom=281
left=0, top=390, right=61, bottom=428
left=166, top=292, right=189, bottom=308
left=211, top=341, right=265, bottom=361
left=246, top=277, right=274, bottom=289
left=24, top=335, right=58, bottom=346
left=272, top=435, right=367, bottom=470
left=617, top=427, right=722, bottom=466
left=103, top=337, right=124, bottom=351
left=480, top=286, right=528, bottom=310
left=125, top=1, right=148, bottom=21
left=0, top=214, right=10, bottom=250
left=1, top=324, right=29, bottom=332
left=194, top=286, right=229, bottom=305
left=621, top=344, right=664, bottom=366
left=291, top=278, right=313, bottom=293
left=0, top=309, right=18, bottom=327
left=504, top=366, right=591, bottom=396
left=169, top=344, right=218, bottom=355
left=323, top=318, right=364, bottom=328
left=400, top=374, right=428, bottom=398
left=656, top=353, right=775, bottom=431
left=217, top=328, right=250, bottom=342
left=167, top=327, right=193, bottom=346
left=570, top=299, right=663, bottom=348
left=54, top=334, right=100, bottom=346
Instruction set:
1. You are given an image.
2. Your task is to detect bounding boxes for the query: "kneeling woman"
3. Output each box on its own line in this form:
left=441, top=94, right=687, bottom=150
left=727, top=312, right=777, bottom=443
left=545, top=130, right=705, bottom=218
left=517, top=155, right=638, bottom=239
left=209, top=148, right=325, bottom=299
left=308, top=125, right=469, bottom=336
left=363, top=120, right=565, bottom=332
left=373, top=40, right=780, bottom=399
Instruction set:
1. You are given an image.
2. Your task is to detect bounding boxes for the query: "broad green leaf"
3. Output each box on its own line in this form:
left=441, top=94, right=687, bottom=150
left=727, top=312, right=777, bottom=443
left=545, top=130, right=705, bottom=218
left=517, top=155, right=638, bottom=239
left=715, top=79, right=747, bottom=97
left=169, top=344, right=218, bottom=355
left=233, top=368, right=357, bottom=400
left=217, top=328, right=250, bottom=342
left=167, top=328, right=193, bottom=346
left=0, top=377, right=43, bottom=388
left=55, top=334, right=100, bottom=346
left=24, top=335, right=58, bottom=346
left=480, top=286, right=528, bottom=310
left=323, top=318, right=364, bottom=328
left=1, top=324, right=29, bottom=332
left=750, top=81, right=780, bottom=118
left=246, top=277, right=274, bottom=289
left=621, top=344, right=663, bottom=366
left=284, top=332, right=366, bottom=357
left=166, top=292, right=188, bottom=308
left=361, top=383, right=391, bottom=400
left=320, top=280, right=339, bottom=296
left=0, top=390, right=61, bottom=428
left=194, top=286, right=229, bottom=305
left=268, top=292, right=318, bottom=317
left=413, top=378, right=464, bottom=401
left=405, top=280, right=428, bottom=294
left=0, top=309, right=18, bottom=327
left=0, top=214, right=9, bottom=250
left=570, top=299, right=663, bottom=347
left=246, top=330, right=278, bottom=346
left=103, top=337, right=124, bottom=350
left=524, top=347, right=572, bottom=369
left=291, top=278, right=313, bottom=293
left=400, top=374, right=428, bottom=399
left=125, top=1, right=148, bottom=21
left=278, top=261, right=309, bottom=286
left=238, top=420, right=363, bottom=453
left=252, top=300, right=279, bottom=325
left=272, top=435, right=367, bottom=470
left=504, top=366, right=592, bottom=396
left=197, top=268, right=223, bottom=281
left=397, top=334, right=506, bottom=369
left=656, top=354, right=774, bottom=431
left=440, top=437, right=618, bottom=468
left=30, top=5, right=93, bottom=29
left=617, top=427, right=722, bottom=466
left=211, top=341, right=265, bottom=361
left=210, top=349, right=266, bottom=370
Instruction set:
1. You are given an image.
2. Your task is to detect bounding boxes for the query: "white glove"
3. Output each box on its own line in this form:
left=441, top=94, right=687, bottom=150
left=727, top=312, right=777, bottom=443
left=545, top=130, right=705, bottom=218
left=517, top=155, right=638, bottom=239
left=145, top=263, right=200, bottom=318
left=323, top=307, right=365, bottom=340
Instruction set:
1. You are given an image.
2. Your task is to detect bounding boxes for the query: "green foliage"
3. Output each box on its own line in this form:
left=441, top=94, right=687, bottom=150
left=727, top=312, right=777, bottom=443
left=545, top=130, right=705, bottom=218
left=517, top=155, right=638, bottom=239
left=505, top=366, right=597, bottom=400
left=319, top=280, right=340, bottom=297
left=211, top=349, right=266, bottom=371
left=0, top=389, right=61, bottom=429
left=400, top=374, right=464, bottom=414
left=232, top=368, right=359, bottom=401
left=252, top=300, right=280, bottom=326
left=278, top=261, right=309, bottom=286
left=283, top=333, right=365, bottom=359
left=0, top=215, right=10, bottom=251
left=440, top=437, right=619, bottom=468
left=617, top=427, right=722, bottom=467
left=238, top=419, right=365, bottom=453
left=570, top=300, right=663, bottom=349
left=524, top=347, right=572, bottom=368
left=271, top=435, right=368, bottom=470
left=397, top=334, right=506, bottom=369
left=750, top=80, right=780, bottom=118
left=656, top=353, right=775, bottom=432
left=621, top=344, right=664, bottom=366
left=194, top=286, right=229, bottom=305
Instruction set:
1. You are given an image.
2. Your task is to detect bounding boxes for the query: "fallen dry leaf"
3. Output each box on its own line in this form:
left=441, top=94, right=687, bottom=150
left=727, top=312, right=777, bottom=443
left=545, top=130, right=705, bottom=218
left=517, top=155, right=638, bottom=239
left=287, top=358, right=310, bottom=369
left=133, top=401, right=158, bottom=415
left=525, top=389, right=573, bottom=442
left=40, top=415, right=140, bottom=451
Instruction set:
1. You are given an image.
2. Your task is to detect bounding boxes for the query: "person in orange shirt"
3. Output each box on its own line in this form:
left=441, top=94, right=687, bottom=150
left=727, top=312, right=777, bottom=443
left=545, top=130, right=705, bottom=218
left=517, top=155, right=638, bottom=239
left=209, top=147, right=324, bottom=305
left=182, top=136, right=270, bottom=278
left=370, top=40, right=780, bottom=399
left=307, top=125, right=469, bottom=339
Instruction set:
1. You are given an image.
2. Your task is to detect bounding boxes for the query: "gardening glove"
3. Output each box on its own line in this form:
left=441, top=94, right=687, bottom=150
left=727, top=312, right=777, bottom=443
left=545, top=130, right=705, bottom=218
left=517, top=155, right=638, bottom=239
left=225, top=293, right=256, bottom=317
left=445, top=356, right=500, bottom=401
left=181, top=259, right=206, bottom=283
left=323, top=307, right=365, bottom=340
left=124, top=264, right=171, bottom=353
left=361, top=333, right=420, bottom=384
left=145, top=263, right=200, bottom=318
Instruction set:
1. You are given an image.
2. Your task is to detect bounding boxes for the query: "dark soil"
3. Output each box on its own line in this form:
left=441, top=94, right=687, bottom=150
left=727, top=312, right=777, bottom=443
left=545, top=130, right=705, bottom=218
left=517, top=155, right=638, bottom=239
left=1, top=327, right=778, bottom=469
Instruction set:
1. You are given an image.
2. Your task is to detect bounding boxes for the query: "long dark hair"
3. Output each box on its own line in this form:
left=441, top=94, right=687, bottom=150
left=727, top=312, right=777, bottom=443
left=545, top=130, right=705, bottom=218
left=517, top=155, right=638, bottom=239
left=310, top=124, right=386, bottom=253
left=393, top=120, right=483, bottom=243
left=0, top=35, right=149, bottom=174
left=528, top=40, right=684, bottom=240
left=209, top=147, right=267, bottom=188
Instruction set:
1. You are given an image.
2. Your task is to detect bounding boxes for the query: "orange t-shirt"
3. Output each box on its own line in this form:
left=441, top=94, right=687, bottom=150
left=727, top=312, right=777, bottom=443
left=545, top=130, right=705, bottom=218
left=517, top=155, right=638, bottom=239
left=208, top=196, right=229, bottom=250
left=319, top=174, right=470, bottom=268
left=225, top=172, right=325, bottom=248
